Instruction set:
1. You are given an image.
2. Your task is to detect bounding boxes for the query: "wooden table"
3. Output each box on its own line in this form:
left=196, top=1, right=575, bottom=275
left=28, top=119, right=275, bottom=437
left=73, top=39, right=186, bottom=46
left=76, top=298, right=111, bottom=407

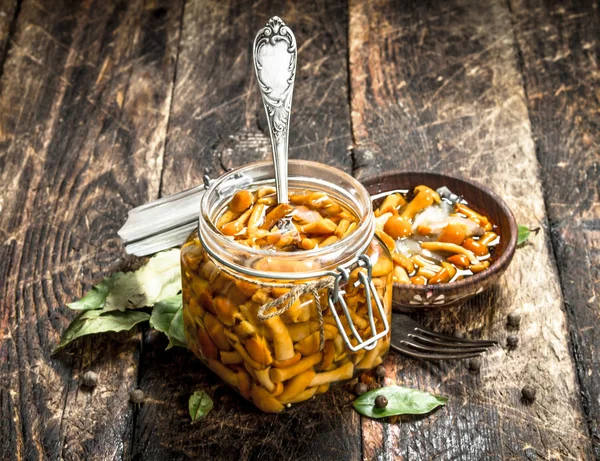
left=1, top=0, right=598, bottom=459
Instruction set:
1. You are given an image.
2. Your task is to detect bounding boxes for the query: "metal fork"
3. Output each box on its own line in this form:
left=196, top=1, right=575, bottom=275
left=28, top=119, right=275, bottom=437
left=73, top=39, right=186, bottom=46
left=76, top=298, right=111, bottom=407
left=391, top=313, right=497, bottom=360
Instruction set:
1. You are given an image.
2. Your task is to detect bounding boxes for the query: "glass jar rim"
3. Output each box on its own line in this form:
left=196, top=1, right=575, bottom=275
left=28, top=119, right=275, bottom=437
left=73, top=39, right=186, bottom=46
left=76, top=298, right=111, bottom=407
left=198, top=160, right=375, bottom=279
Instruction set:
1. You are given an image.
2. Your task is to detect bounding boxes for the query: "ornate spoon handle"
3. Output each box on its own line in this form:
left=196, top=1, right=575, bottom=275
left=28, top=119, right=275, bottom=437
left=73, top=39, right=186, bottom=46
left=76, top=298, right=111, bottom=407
left=253, top=16, right=297, bottom=204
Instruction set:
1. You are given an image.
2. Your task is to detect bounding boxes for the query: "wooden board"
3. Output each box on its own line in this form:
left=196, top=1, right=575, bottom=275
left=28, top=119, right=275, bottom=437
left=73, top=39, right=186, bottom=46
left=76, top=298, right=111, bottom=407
left=130, top=1, right=361, bottom=460
left=0, top=0, right=182, bottom=458
left=0, top=0, right=18, bottom=72
left=1, top=0, right=598, bottom=459
left=348, top=0, right=594, bottom=458
left=509, top=0, right=600, bottom=456
left=159, top=0, right=353, bottom=196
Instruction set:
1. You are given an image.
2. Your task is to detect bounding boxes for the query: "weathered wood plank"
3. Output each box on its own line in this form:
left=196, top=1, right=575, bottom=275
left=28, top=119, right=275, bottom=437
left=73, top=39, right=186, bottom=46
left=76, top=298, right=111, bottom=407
left=131, top=1, right=360, bottom=460
left=4, top=1, right=596, bottom=460
left=509, top=0, right=600, bottom=456
left=348, top=0, right=593, bottom=458
left=159, top=0, right=352, bottom=195
left=0, top=0, right=19, bottom=73
left=132, top=333, right=359, bottom=461
left=0, top=0, right=182, bottom=458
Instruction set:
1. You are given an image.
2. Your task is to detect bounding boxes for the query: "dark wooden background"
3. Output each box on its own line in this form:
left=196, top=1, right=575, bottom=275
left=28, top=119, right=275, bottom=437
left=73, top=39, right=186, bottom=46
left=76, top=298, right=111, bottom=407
left=1, top=0, right=598, bottom=459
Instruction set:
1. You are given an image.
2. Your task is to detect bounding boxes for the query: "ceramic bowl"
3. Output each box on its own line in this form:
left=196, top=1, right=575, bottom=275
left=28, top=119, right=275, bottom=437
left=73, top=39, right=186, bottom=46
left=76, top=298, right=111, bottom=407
left=362, top=171, right=517, bottom=310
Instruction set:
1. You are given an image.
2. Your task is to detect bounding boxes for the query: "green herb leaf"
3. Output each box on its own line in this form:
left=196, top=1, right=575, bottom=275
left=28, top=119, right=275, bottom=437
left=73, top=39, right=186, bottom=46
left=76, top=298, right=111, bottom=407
left=149, top=295, right=187, bottom=349
left=189, top=390, right=213, bottom=423
left=58, top=250, right=182, bottom=351
left=53, top=310, right=150, bottom=354
left=67, top=272, right=123, bottom=311
left=66, top=249, right=181, bottom=313
left=102, top=249, right=182, bottom=312
left=517, top=225, right=530, bottom=245
left=353, top=385, right=447, bottom=419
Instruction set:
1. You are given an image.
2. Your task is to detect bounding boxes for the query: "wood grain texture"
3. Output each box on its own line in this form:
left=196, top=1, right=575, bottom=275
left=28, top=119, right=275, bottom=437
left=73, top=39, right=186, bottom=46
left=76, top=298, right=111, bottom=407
left=0, top=0, right=19, bottom=74
left=159, top=0, right=353, bottom=196
left=0, top=0, right=182, bottom=458
left=131, top=332, right=360, bottom=461
left=509, top=0, right=600, bottom=456
left=2, top=0, right=598, bottom=459
left=348, top=0, right=593, bottom=458
left=130, top=2, right=361, bottom=459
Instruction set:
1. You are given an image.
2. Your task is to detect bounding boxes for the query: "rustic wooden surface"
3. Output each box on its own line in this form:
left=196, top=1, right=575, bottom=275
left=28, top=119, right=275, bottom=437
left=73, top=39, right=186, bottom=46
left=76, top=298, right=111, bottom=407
left=0, top=0, right=597, bottom=460
left=510, top=0, right=600, bottom=456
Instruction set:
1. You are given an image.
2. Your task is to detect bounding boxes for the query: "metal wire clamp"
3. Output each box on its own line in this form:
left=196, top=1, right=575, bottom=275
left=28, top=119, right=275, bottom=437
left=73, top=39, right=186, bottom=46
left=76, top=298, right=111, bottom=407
left=328, top=254, right=390, bottom=352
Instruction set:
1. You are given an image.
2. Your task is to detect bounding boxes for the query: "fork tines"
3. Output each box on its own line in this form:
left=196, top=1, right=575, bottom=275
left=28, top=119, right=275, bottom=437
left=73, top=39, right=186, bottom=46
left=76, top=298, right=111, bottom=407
left=391, top=313, right=498, bottom=360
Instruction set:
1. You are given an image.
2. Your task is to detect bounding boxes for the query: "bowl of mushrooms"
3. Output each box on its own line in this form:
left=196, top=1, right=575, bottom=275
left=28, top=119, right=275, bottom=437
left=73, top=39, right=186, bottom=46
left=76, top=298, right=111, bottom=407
left=363, top=171, right=517, bottom=309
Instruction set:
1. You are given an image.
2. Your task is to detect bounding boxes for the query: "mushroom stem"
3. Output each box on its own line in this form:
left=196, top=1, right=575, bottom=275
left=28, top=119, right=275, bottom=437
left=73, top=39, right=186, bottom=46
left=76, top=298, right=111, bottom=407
left=276, top=369, right=316, bottom=403
left=263, top=315, right=296, bottom=361
left=247, top=203, right=266, bottom=233
left=208, top=359, right=239, bottom=388
left=420, top=241, right=478, bottom=264
left=224, top=329, right=265, bottom=370
left=287, top=321, right=320, bottom=342
left=254, top=367, right=276, bottom=392
left=394, top=265, right=410, bottom=284
left=251, top=384, right=285, bottom=413
left=356, top=339, right=386, bottom=370
left=309, top=361, right=354, bottom=387
left=280, top=386, right=318, bottom=405
left=270, top=352, right=323, bottom=383
left=220, top=350, right=243, bottom=364
left=204, top=312, right=232, bottom=350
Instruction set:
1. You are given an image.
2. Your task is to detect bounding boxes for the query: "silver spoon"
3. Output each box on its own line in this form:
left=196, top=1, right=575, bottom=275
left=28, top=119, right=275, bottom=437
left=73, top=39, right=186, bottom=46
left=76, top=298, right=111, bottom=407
left=119, top=17, right=300, bottom=255
left=253, top=16, right=297, bottom=205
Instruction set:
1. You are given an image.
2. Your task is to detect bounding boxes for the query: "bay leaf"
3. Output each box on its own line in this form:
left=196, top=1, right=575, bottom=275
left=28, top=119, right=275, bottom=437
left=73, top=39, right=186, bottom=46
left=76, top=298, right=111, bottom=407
left=66, top=249, right=182, bottom=313
left=103, top=248, right=181, bottom=312
left=54, top=310, right=150, bottom=354
left=353, top=385, right=447, bottom=419
left=67, top=272, right=123, bottom=311
left=149, top=295, right=187, bottom=349
left=517, top=225, right=530, bottom=245
left=189, top=389, right=213, bottom=423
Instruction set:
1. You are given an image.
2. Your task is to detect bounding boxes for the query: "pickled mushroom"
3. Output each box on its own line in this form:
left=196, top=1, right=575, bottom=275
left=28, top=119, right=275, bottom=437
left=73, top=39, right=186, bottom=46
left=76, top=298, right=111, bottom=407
left=181, top=186, right=392, bottom=412
left=373, top=185, right=499, bottom=285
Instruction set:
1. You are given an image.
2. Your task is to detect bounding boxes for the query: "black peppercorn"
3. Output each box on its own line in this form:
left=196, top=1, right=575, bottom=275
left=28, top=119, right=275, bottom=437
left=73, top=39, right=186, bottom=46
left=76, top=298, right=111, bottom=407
left=468, top=357, right=481, bottom=372
left=374, top=365, right=386, bottom=379
left=374, top=395, right=388, bottom=409
left=507, top=335, right=519, bottom=348
left=521, top=385, right=536, bottom=402
left=354, top=382, right=368, bottom=396
left=507, top=312, right=521, bottom=328
left=129, top=389, right=145, bottom=404
left=81, top=371, right=98, bottom=388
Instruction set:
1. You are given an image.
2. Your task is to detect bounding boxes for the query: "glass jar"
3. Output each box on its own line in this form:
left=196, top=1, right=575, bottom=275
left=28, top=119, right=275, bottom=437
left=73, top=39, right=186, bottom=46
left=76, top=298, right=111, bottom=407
left=181, top=160, right=393, bottom=412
